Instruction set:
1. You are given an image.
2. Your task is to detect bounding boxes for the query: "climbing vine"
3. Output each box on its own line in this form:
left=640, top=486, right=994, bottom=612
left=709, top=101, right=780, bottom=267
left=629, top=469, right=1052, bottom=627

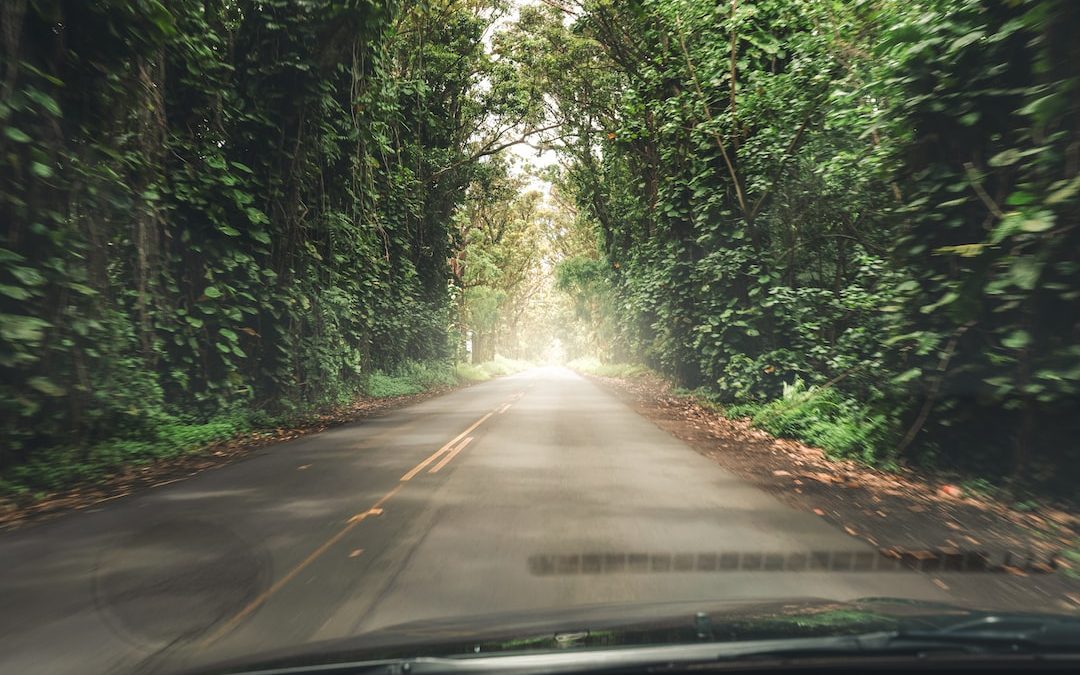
left=0, top=0, right=505, bottom=488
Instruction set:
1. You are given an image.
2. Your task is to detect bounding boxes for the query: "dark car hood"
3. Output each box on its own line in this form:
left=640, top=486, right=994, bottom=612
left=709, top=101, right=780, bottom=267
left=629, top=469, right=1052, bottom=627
left=192, top=596, right=983, bottom=674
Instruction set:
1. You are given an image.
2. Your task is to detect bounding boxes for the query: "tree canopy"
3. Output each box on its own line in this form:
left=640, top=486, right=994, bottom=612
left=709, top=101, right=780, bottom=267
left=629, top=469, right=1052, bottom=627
left=2, top=0, right=1077, bottom=497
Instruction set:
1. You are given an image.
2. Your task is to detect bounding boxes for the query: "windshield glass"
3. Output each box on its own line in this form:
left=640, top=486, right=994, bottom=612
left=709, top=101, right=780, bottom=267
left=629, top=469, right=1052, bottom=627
left=0, top=1, right=1077, bottom=674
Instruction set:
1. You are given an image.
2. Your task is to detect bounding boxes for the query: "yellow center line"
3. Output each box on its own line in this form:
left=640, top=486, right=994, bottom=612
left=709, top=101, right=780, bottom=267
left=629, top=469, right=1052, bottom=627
left=205, top=410, right=500, bottom=646
left=497, top=402, right=512, bottom=414
left=201, top=482, right=403, bottom=647
left=429, top=436, right=474, bottom=474
left=400, top=412, right=492, bottom=481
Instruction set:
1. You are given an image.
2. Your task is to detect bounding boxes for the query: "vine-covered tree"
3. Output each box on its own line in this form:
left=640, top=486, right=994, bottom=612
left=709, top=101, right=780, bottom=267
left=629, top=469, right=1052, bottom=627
left=0, top=0, right=512, bottom=489
left=512, top=0, right=1078, bottom=493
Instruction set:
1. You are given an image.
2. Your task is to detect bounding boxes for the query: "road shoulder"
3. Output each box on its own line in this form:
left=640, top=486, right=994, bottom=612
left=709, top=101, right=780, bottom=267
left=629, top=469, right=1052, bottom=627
left=0, top=385, right=462, bottom=531
left=584, top=371, right=1080, bottom=613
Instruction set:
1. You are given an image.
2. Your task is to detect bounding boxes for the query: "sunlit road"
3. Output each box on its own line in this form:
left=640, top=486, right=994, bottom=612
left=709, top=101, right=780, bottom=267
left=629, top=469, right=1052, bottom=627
left=0, top=367, right=950, bottom=675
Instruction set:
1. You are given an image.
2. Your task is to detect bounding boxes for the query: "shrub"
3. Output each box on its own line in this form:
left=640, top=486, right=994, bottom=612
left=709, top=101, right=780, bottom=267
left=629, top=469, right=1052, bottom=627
left=568, top=356, right=650, bottom=378
left=745, top=380, right=895, bottom=466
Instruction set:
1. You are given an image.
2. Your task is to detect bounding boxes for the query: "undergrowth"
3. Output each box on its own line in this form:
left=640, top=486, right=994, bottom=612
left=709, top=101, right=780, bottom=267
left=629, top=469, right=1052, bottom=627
left=726, top=380, right=895, bottom=467
left=573, top=357, right=895, bottom=469
left=567, top=356, right=651, bottom=379
left=1, top=357, right=529, bottom=502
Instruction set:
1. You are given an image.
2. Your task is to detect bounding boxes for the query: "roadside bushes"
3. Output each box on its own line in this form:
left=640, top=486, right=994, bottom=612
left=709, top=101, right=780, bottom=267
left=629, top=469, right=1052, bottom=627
left=528, top=0, right=1080, bottom=493
left=457, top=355, right=533, bottom=382
left=567, top=357, right=650, bottom=379
left=1, top=2, right=497, bottom=484
left=364, top=362, right=460, bottom=398
left=730, top=381, right=895, bottom=467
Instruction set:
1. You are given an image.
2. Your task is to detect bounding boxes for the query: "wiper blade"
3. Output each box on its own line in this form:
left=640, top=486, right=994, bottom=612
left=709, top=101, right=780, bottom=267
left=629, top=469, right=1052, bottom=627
left=219, top=616, right=1080, bottom=675
left=893, top=615, right=1080, bottom=653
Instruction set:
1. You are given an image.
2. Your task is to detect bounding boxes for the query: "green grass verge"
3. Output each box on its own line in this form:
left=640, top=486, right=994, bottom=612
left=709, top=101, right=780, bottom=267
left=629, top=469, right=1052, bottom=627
left=1, top=413, right=256, bottom=499
left=567, top=356, right=651, bottom=378
left=453, top=355, right=533, bottom=383
left=1, top=357, right=530, bottom=502
left=363, top=355, right=531, bottom=396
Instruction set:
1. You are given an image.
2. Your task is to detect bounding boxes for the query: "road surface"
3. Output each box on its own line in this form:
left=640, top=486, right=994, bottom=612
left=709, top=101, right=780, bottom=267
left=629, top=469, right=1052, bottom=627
left=0, top=367, right=951, bottom=674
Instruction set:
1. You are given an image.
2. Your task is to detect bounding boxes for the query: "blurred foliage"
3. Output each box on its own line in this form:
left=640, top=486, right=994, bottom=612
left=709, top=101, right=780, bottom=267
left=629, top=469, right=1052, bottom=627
left=0, top=0, right=512, bottom=490
left=566, top=357, right=651, bottom=379
left=512, top=0, right=1079, bottom=494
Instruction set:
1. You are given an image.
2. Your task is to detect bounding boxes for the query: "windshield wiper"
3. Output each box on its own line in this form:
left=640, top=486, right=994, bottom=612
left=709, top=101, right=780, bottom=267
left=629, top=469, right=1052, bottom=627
left=892, top=615, right=1080, bottom=653
left=218, top=615, right=1080, bottom=675
left=721, top=615, right=1080, bottom=663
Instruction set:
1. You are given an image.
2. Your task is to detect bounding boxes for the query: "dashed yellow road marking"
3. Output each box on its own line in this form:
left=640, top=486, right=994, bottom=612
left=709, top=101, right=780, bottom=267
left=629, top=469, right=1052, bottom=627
left=429, top=436, right=474, bottom=474
left=400, top=413, right=492, bottom=481
left=201, top=483, right=402, bottom=647
left=204, top=406, right=501, bottom=646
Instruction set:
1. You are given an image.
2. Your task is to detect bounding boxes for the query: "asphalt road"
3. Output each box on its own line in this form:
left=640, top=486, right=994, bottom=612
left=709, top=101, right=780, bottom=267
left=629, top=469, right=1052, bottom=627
left=0, top=367, right=954, bottom=674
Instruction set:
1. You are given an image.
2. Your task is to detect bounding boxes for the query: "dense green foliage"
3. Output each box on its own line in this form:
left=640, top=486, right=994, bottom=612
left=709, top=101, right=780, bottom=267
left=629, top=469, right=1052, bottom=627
left=514, top=0, right=1079, bottom=492
left=0, top=0, right=514, bottom=493
left=3, top=0, right=1078, bottom=499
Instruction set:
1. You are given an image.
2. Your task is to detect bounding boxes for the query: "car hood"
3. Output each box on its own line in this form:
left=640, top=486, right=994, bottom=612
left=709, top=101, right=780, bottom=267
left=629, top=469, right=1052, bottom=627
left=192, top=596, right=989, bottom=673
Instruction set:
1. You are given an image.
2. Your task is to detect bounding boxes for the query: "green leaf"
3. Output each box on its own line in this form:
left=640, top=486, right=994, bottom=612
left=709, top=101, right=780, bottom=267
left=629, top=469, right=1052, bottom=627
left=958, top=111, right=980, bottom=126
left=933, top=243, right=985, bottom=257
left=31, top=161, right=54, bottom=178
left=920, top=291, right=959, bottom=314
left=1046, top=175, right=1080, bottom=205
left=948, top=31, right=983, bottom=53
left=10, top=266, right=45, bottom=286
left=891, top=368, right=922, bottom=384
left=203, top=286, right=223, bottom=299
left=67, top=282, right=97, bottom=296
left=245, top=207, right=269, bottom=225
left=1019, top=212, right=1054, bottom=233
left=27, top=376, right=65, bottom=397
left=1005, top=191, right=1035, bottom=206
left=1008, top=258, right=1040, bottom=290
left=4, top=127, right=32, bottom=143
left=1001, top=330, right=1030, bottom=350
left=987, top=149, right=1020, bottom=167
left=0, top=284, right=32, bottom=300
left=219, top=226, right=241, bottom=236
left=27, top=89, right=62, bottom=116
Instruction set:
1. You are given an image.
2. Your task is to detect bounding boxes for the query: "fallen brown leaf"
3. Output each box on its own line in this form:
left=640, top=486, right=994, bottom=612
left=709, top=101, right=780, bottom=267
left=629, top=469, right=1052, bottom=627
left=938, top=484, right=963, bottom=498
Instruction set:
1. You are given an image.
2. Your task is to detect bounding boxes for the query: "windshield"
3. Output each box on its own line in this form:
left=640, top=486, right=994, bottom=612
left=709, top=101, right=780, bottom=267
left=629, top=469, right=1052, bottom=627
left=0, top=1, right=1077, bottom=674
